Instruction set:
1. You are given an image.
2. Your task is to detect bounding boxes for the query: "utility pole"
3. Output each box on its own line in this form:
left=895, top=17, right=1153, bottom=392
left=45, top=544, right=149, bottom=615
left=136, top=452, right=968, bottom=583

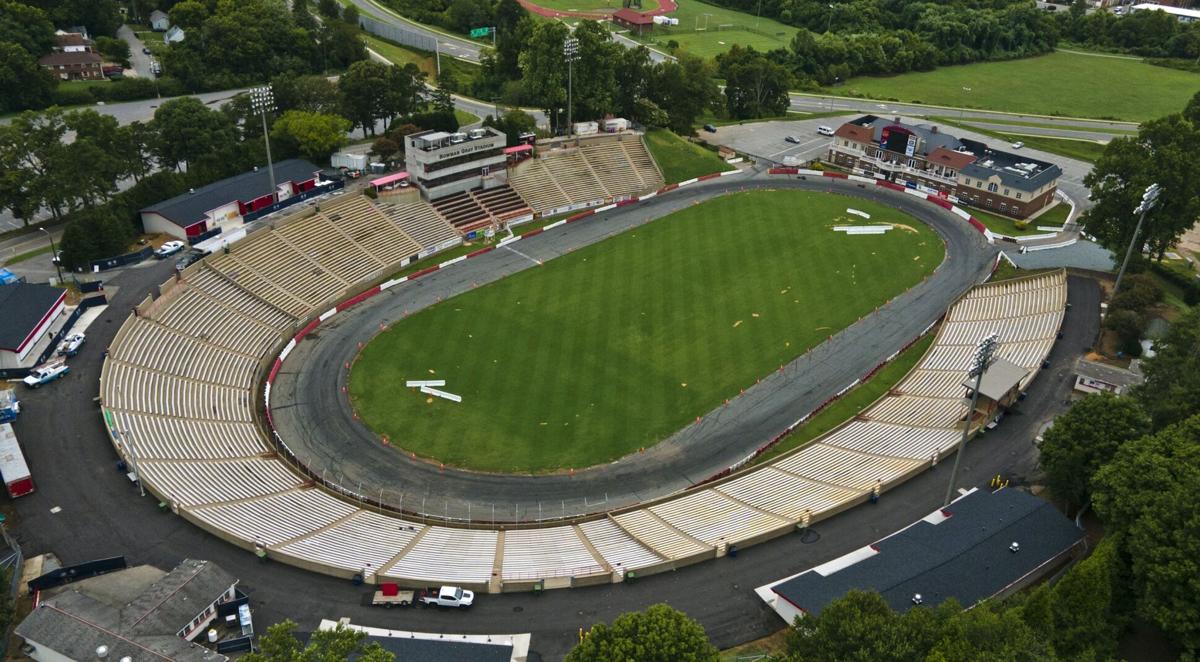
left=1112, top=183, right=1161, bottom=298
left=943, top=333, right=999, bottom=507
left=249, top=86, right=278, bottom=202
left=564, top=36, right=580, bottom=138
left=40, top=227, right=62, bottom=285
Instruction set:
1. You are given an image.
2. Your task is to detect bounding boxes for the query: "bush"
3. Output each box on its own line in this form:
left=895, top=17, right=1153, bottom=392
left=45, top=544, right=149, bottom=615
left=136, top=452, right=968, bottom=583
left=1111, top=273, right=1163, bottom=314
left=364, top=187, right=378, bottom=199
left=1014, top=220, right=1030, bottom=231
left=405, top=110, right=458, bottom=134
left=50, top=86, right=96, bottom=107
left=1105, top=308, right=1144, bottom=356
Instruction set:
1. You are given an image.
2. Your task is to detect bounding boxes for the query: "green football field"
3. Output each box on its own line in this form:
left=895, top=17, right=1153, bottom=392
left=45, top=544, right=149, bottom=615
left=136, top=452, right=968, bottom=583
left=349, top=190, right=944, bottom=473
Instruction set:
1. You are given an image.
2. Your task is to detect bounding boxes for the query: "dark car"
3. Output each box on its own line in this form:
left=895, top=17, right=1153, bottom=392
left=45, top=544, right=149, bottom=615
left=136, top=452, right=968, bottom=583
left=175, top=249, right=206, bottom=270
left=785, top=135, right=801, bottom=144
left=702, top=124, right=717, bottom=133
left=142, top=47, right=150, bottom=54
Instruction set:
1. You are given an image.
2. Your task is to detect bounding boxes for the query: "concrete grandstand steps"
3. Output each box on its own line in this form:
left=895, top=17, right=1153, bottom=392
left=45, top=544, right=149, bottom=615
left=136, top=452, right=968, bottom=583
left=772, top=443, right=922, bottom=493
left=647, top=489, right=790, bottom=548
left=188, top=487, right=359, bottom=548
left=714, top=467, right=859, bottom=521
left=323, top=195, right=423, bottom=266
left=373, top=524, right=433, bottom=580
left=376, top=198, right=458, bottom=249
left=106, top=409, right=267, bottom=460
left=501, top=527, right=607, bottom=581
left=210, top=254, right=315, bottom=317
left=155, top=287, right=285, bottom=357
left=103, top=361, right=252, bottom=422
left=275, top=213, right=384, bottom=284
left=380, top=526, right=498, bottom=585
left=109, top=318, right=259, bottom=388
left=578, top=518, right=663, bottom=574
left=432, top=191, right=490, bottom=231
left=471, top=184, right=531, bottom=222
left=188, top=267, right=296, bottom=330
left=278, top=511, right=427, bottom=578
left=139, top=458, right=302, bottom=508
left=213, top=228, right=349, bottom=306
left=508, top=159, right=571, bottom=212
left=612, top=509, right=711, bottom=560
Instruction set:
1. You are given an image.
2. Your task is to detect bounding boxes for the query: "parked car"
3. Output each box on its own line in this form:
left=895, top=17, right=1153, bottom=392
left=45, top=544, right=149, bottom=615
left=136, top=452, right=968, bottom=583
left=58, top=333, right=86, bottom=357
left=702, top=124, right=717, bottom=133
left=817, top=125, right=835, bottom=136
left=419, top=585, right=474, bottom=608
left=142, top=47, right=150, bottom=54
left=1011, top=141, right=1025, bottom=150
left=22, top=362, right=69, bottom=389
left=175, top=250, right=205, bottom=269
left=154, top=241, right=185, bottom=259
left=785, top=135, right=801, bottom=144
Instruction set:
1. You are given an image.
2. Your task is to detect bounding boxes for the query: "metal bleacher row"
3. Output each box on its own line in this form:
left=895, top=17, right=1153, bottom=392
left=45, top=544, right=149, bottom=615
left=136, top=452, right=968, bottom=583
left=508, top=134, right=666, bottom=214
left=100, top=179, right=1067, bottom=590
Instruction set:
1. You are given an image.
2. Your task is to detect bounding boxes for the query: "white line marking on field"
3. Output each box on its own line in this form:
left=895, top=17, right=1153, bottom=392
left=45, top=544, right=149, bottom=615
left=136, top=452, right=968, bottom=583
left=505, top=245, right=543, bottom=266
left=50, top=506, right=62, bottom=514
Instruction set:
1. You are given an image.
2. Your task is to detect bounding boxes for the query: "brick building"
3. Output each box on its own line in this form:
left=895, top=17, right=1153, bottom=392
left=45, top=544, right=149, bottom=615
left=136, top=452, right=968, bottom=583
left=38, top=50, right=104, bottom=81
left=825, top=115, right=1062, bottom=219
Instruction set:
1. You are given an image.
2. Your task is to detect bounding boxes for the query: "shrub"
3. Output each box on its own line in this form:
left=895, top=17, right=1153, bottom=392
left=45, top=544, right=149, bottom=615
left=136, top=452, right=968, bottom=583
left=1014, top=220, right=1030, bottom=231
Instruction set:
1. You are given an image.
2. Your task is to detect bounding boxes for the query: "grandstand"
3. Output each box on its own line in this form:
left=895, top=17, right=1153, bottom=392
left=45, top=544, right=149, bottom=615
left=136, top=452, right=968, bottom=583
left=99, top=181, right=1066, bottom=591
left=508, top=134, right=665, bottom=214
left=429, top=184, right=533, bottom=233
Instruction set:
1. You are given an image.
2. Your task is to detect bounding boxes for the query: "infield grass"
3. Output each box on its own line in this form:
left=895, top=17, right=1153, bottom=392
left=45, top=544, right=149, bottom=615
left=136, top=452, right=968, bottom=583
left=830, top=50, right=1200, bottom=122
left=349, top=189, right=944, bottom=472
left=628, top=0, right=796, bottom=59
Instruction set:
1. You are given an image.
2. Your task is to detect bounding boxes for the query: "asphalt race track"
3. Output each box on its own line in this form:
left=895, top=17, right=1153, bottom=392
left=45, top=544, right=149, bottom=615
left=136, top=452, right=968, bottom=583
left=270, top=175, right=998, bottom=521
left=7, top=170, right=1100, bottom=660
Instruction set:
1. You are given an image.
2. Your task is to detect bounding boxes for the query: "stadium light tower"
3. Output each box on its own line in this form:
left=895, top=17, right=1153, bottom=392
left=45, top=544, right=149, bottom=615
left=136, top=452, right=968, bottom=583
left=249, top=86, right=279, bottom=203
left=563, top=36, right=580, bottom=138
left=943, top=332, right=999, bottom=507
left=1112, top=182, right=1161, bottom=299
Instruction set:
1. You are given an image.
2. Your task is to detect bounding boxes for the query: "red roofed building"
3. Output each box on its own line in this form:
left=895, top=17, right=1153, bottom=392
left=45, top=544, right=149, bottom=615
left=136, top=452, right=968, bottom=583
left=38, top=51, right=104, bottom=81
left=613, top=8, right=655, bottom=35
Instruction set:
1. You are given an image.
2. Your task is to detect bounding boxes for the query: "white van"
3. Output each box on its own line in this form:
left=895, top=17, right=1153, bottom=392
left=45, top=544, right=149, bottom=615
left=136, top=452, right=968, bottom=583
left=817, top=125, right=835, bottom=136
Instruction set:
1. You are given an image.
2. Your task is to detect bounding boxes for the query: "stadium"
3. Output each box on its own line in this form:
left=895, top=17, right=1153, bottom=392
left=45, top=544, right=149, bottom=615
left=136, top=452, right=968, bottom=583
left=98, top=130, right=1066, bottom=595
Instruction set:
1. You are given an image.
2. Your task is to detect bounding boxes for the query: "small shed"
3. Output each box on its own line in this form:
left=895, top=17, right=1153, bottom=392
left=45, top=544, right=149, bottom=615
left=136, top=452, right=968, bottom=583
left=149, top=9, right=169, bottom=31
left=613, top=8, right=655, bottom=36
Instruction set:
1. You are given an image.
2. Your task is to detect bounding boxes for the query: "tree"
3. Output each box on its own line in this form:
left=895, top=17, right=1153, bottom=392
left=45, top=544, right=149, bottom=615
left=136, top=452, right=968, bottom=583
left=1019, top=538, right=1129, bottom=661
left=0, top=0, right=56, bottom=55
left=1092, top=413, right=1200, bottom=652
left=484, top=109, right=536, bottom=146
left=370, top=137, right=401, bottom=164
left=381, top=64, right=427, bottom=129
left=242, top=619, right=394, bottom=662
left=565, top=604, right=718, bottom=662
left=169, top=0, right=209, bottom=30
left=93, top=35, right=131, bottom=66
left=271, top=111, right=351, bottom=162
left=430, top=88, right=454, bottom=115
left=40, top=0, right=123, bottom=37
left=151, top=96, right=238, bottom=175
left=633, top=98, right=669, bottom=129
left=717, top=46, right=793, bottom=119
left=1132, top=305, right=1200, bottom=430
left=342, top=4, right=360, bottom=26
left=317, top=0, right=340, bottom=18
left=339, top=60, right=390, bottom=136
left=0, top=42, right=56, bottom=114
left=518, top=21, right=570, bottom=132
left=320, top=19, right=367, bottom=71
left=650, top=53, right=720, bottom=135
left=1036, top=392, right=1150, bottom=507
left=569, top=21, right=623, bottom=122
left=292, top=0, right=317, bottom=31
left=272, top=74, right=342, bottom=115
left=0, top=109, right=71, bottom=221
left=1082, top=111, right=1200, bottom=260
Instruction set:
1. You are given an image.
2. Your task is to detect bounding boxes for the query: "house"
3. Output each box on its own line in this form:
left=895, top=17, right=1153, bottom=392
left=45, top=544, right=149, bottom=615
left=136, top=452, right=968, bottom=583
left=1074, top=357, right=1144, bottom=395
left=16, top=559, right=244, bottom=662
left=165, top=25, right=186, bottom=44
left=150, top=9, right=170, bottom=30
left=139, top=159, right=322, bottom=240
left=1130, top=2, right=1200, bottom=21
left=613, top=8, right=655, bottom=35
left=825, top=115, right=1063, bottom=219
left=54, top=32, right=94, bottom=53
left=37, top=50, right=104, bottom=81
left=0, top=283, right=67, bottom=370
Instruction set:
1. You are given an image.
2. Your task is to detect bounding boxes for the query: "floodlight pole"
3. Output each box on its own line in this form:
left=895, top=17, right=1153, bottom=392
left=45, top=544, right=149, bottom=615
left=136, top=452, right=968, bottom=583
left=40, top=227, right=62, bottom=284
left=564, top=37, right=579, bottom=138
left=943, top=333, right=999, bottom=507
left=1112, top=182, right=1161, bottom=299
left=250, top=86, right=278, bottom=203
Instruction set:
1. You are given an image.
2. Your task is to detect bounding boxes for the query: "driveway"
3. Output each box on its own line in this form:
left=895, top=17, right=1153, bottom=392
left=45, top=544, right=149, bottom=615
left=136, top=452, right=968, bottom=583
left=117, top=24, right=155, bottom=79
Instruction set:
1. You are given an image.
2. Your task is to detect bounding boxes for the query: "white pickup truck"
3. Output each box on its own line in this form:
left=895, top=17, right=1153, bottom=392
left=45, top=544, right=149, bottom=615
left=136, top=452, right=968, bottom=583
left=420, top=585, right=474, bottom=608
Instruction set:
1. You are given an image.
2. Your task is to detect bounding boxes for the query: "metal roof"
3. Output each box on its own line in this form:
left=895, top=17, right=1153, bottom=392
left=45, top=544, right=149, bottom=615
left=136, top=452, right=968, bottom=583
left=0, top=283, right=65, bottom=352
left=140, top=159, right=319, bottom=228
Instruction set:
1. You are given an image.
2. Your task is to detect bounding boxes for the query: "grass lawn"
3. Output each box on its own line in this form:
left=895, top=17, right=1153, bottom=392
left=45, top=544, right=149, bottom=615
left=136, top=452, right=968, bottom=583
left=752, top=333, right=935, bottom=466
left=454, top=109, right=480, bottom=125
left=349, top=189, right=944, bottom=472
left=644, top=128, right=734, bottom=183
left=362, top=34, right=482, bottom=87
left=967, top=206, right=1045, bottom=237
left=628, top=0, right=796, bottom=59
left=829, top=50, right=1200, bottom=122
left=1035, top=203, right=1071, bottom=227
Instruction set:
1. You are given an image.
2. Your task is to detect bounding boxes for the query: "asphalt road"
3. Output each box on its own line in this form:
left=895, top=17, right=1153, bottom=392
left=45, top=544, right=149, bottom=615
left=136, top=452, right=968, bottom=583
left=349, top=0, right=484, bottom=62
left=117, top=25, right=155, bottom=79
left=270, top=173, right=996, bottom=521
left=5, top=235, right=1099, bottom=659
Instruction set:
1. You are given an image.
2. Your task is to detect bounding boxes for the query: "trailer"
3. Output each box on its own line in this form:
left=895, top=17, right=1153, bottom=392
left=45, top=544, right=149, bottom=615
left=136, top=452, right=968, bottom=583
left=371, top=583, right=415, bottom=607
left=0, top=424, right=34, bottom=498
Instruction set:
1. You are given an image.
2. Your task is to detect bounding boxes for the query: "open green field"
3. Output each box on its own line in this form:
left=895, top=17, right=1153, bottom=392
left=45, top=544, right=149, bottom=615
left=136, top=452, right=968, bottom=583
left=627, top=0, right=796, bottom=59
left=932, top=116, right=1112, bottom=164
left=830, top=50, right=1200, bottom=122
left=525, top=0, right=659, bottom=13
left=349, top=189, right=944, bottom=472
left=644, top=128, right=735, bottom=183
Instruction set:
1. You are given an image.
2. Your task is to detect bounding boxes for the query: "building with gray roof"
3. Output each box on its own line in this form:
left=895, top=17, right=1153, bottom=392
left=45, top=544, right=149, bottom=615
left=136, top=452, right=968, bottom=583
left=16, top=559, right=240, bottom=662
left=828, top=115, right=1063, bottom=219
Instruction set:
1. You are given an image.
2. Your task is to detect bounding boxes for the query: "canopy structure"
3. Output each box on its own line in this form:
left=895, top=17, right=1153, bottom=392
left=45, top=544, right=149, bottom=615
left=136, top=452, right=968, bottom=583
left=502, top=144, right=533, bottom=155
left=370, top=172, right=409, bottom=188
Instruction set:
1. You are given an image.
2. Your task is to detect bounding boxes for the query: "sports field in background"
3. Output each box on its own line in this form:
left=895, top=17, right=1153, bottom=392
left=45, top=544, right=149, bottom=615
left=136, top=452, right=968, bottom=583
left=830, top=50, right=1200, bottom=122
left=525, top=0, right=660, bottom=13
left=628, top=0, right=796, bottom=59
left=349, top=190, right=944, bottom=473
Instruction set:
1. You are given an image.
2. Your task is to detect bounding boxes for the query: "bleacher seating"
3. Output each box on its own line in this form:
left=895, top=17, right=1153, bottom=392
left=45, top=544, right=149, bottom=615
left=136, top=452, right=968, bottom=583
left=432, top=191, right=490, bottom=232
left=377, top=199, right=458, bottom=249
left=100, top=181, right=1068, bottom=590
left=508, top=135, right=664, bottom=214
left=472, top=184, right=530, bottom=222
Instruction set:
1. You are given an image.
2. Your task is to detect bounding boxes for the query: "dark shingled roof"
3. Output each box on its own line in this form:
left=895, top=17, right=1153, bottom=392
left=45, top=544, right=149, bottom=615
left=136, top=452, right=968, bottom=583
left=0, top=283, right=65, bottom=352
left=140, top=159, right=319, bottom=228
left=361, top=636, right=514, bottom=662
left=38, top=51, right=102, bottom=67
left=772, top=488, right=1083, bottom=616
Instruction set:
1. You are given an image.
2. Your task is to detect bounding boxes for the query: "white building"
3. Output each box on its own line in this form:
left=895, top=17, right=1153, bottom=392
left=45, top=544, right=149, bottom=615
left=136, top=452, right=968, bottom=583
left=1130, top=3, right=1200, bottom=21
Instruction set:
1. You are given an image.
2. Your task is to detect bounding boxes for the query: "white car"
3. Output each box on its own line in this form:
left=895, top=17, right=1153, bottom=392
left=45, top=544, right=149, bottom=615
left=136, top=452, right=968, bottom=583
left=817, top=125, right=835, bottom=136
left=23, top=362, right=69, bottom=388
left=1011, top=141, right=1024, bottom=149
left=58, top=333, right=86, bottom=357
left=155, top=241, right=185, bottom=259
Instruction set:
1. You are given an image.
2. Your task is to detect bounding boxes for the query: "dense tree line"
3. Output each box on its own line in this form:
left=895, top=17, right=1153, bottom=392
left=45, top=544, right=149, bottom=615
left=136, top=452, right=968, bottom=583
left=1055, top=1, right=1200, bottom=59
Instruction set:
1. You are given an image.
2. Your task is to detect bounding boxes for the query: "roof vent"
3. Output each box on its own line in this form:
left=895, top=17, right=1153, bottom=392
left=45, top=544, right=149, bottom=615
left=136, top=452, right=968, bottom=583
left=911, top=593, right=923, bottom=605
left=96, top=646, right=109, bottom=659
left=1010, top=541, right=1020, bottom=553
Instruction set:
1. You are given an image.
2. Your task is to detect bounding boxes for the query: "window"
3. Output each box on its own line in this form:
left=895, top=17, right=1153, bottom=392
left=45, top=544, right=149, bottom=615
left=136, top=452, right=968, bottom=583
left=987, top=182, right=998, bottom=193
left=1003, top=188, right=1010, bottom=196
left=1000, top=203, right=1008, bottom=212
left=1015, top=192, right=1022, bottom=200
left=963, top=178, right=971, bottom=186
left=907, top=158, right=918, bottom=168
left=976, top=181, right=983, bottom=188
